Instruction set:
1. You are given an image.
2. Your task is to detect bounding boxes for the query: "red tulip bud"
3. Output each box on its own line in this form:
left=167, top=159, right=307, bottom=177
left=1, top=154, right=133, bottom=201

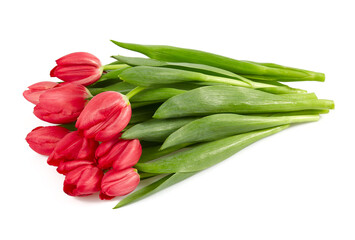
left=48, top=131, right=98, bottom=166
left=63, top=165, right=103, bottom=197
left=50, top=52, right=102, bottom=86
left=96, top=137, right=142, bottom=170
left=25, top=126, right=70, bottom=155
left=99, top=168, right=140, bottom=200
left=76, top=91, right=131, bottom=142
left=34, top=83, right=91, bottom=124
left=23, top=81, right=59, bottom=104
left=57, top=160, right=95, bottom=175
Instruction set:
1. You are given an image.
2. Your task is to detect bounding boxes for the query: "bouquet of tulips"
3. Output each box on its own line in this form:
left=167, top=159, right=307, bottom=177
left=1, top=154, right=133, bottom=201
left=24, top=41, right=334, bottom=208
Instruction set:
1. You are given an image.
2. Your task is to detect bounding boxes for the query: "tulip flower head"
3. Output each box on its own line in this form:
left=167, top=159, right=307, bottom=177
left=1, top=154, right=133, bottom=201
left=47, top=131, right=98, bottom=166
left=63, top=165, right=103, bottom=197
left=96, top=137, right=142, bottom=170
left=50, top=52, right=103, bottom=86
left=100, top=168, right=140, bottom=200
left=25, top=126, right=70, bottom=155
left=57, top=160, right=95, bottom=175
left=23, top=81, right=59, bottom=104
left=76, top=91, right=132, bottom=142
left=33, top=83, right=91, bottom=124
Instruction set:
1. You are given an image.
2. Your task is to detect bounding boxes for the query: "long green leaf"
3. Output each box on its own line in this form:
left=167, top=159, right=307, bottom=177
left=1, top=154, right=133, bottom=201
left=135, top=125, right=289, bottom=173
left=129, top=104, right=161, bottom=124
left=112, top=54, right=252, bottom=82
left=111, top=41, right=325, bottom=82
left=118, top=66, right=302, bottom=94
left=130, top=88, right=186, bottom=102
left=153, top=85, right=334, bottom=119
left=161, top=113, right=319, bottom=150
left=122, top=117, right=198, bottom=142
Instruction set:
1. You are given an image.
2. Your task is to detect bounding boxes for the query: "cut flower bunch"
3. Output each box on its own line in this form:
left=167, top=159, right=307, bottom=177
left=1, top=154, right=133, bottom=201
left=24, top=41, right=334, bottom=208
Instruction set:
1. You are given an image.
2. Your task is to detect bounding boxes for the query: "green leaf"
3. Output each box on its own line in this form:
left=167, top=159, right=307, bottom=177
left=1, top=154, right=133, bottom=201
left=111, top=40, right=325, bottom=82
left=112, top=54, right=251, bottom=82
left=122, top=117, right=198, bottom=142
left=129, top=104, right=161, bottom=124
left=130, top=88, right=186, bottom=103
left=153, top=85, right=334, bottom=119
left=135, top=125, right=289, bottom=173
left=118, top=66, right=250, bottom=88
left=139, top=144, right=190, bottom=163
left=161, top=113, right=319, bottom=150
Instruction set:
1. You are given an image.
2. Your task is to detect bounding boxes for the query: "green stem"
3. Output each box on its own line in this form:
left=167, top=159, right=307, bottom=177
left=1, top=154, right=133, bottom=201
left=126, top=86, right=146, bottom=100
left=102, top=64, right=129, bottom=71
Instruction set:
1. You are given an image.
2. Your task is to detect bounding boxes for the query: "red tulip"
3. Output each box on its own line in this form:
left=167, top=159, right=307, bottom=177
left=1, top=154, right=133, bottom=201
left=23, top=81, right=59, bottom=104
left=57, top=160, right=95, bottom=175
left=96, top=137, right=142, bottom=170
left=50, top=52, right=102, bottom=86
left=99, top=168, right=140, bottom=200
left=25, top=126, right=70, bottom=155
left=47, top=131, right=98, bottom=166
left=76, top=91, right=131, bottom=142
left=34, top=83, right=91, bottom=124
left=63, top=165, right=103, bottom=197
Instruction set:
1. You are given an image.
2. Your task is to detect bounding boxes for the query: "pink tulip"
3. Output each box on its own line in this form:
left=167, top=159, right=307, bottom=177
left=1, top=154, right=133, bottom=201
left=57, top=160, right=95, bottom=175
left=34, top=83, right=91, bottom=124
left=76, top=91, right=131, bottom=142
left=50, top=52, right=102, bottom=86
left=99, top=168, right=140, bottom=200
left=96, top=137, right=142, bottom=170
left=23, top=81, right=59, bottom=104
left=63, top=165, right=103, bottom=197
left=25, top=126, right=70, bottom=155
left=47, top=131, right=98, bottom=166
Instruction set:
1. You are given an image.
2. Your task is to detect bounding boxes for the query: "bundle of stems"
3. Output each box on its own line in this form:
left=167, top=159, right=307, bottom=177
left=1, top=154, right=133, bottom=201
left=85, top=41, right=334, bottom=208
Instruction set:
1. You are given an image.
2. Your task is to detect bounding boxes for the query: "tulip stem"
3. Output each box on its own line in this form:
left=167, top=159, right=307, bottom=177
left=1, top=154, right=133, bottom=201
left=102, top=64, right=129, bottom=71
left=126, top=86, right=146, bottom=100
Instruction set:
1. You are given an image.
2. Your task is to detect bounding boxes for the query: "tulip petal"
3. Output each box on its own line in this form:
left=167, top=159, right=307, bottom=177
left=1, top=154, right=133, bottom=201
left=76, top=92, right=130, bottom=141
left=33, top=83, right=89, bottom=124
left=76, top=92, right=126, bottom=130
left=63, top=165, right=103, bottom=197
left=25, top=126, right=70, bottom=155
left=47, top=131, right=98, bottom=166
left=57, top=160, right=94, bottom=175
left=100, top=168, right=140, bottom=199
left=56, top=52, right=101, bottom=68
left=112, top=139, right=142, bottom=170
left=94, top=106, right=132, bottom=142
left=95, top=137, right=121, bottom=158
left=97, top=140, right=129, bottom=169
left=75, top=167, right=103, bottom=195
left=23, top=81, right=59, bottom=104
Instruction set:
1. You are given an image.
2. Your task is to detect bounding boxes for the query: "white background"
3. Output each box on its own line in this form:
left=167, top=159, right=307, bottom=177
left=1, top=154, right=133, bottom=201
left=1, top=0, right=354, bottom=239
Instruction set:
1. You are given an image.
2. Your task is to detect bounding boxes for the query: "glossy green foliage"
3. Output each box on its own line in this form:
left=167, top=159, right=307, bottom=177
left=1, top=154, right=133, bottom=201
left=129, top=104, right=160, bottom=124
left=135, top=125, right=289, bottom=173
left=112, top=54, right=251, bottom=82
left=111, top=41, right=325, bottom=82
left=122, top=118, right=198, bottom=142
left=153, top=85, right=334, bottom=118
left=118, top=66, right=303, bottom=94
left=139, top=145, right=189, bottom=163
left=118, top=66, right=251, bottom=88
left=88, top=81, right=136, bottom=95
left=161, top=113, right=319, bottom=149
left=130, top=88, right=186, bottom=102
